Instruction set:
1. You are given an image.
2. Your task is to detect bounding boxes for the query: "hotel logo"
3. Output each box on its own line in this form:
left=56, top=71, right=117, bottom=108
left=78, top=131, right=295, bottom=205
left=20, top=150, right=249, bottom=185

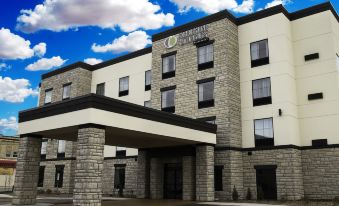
left=164, top=36, right=177, bottom=49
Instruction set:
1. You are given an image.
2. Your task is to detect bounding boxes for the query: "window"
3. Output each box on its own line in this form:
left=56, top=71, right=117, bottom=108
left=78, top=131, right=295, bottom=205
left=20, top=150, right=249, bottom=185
left=198, top=79, right=215, bottom=109
left=44, top=89, right=52, bottom=104
left=54, top=165, right=64, bottom=188
left=144, top=100, right=151, bottom=108
left=5, top=151, right=11, bottom=157
left=41, top=140, right=47, bottom=160
left=114, top=165, right=126, bottom=189
left=38, top=166, right=45, bottom=187
left=62, top=83, right=71, bottom=100
left=116, top=147, right=126, bottom=157
left=252, top=78, right=272, bottom=106
left=254, top=118, right=274, bottom=147
left=12, top=152, right=17, bottom=157
left=161, top=87, right=175, bottom=113
left=96, top=83, right=105, bottom=96
left=119, top=76, right=129, bottom=97
left=250, top=39, right=269, bottom=67
left=162, top=53, right=176, bottom=79
left=198, top=43, right=214, bottom=70
left=215, top=166, right=223, bottom=191
left=57, top=140, right=65, bottom=158
left=145, top=70, right=152, bottom=91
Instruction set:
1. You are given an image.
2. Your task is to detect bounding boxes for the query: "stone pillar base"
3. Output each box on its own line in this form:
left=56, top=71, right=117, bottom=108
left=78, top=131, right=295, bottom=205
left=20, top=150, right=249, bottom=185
left=12, top=136, right=42, bottom=205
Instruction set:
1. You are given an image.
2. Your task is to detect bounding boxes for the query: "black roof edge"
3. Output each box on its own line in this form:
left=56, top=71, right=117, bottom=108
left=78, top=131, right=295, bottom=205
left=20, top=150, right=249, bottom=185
left=41, top=47, right=152, bottom=81
left=41, top=62, right=92, bottom=80
left=152, top=2, right=338, bottom=42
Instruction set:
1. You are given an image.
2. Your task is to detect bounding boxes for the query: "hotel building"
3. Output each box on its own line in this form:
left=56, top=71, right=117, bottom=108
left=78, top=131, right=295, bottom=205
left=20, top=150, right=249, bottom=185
left=13, top=2, right=339, bottom=205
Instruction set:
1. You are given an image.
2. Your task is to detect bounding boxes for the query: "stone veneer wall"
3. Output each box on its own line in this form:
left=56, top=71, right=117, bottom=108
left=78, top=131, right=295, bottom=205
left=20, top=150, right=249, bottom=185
left=102, top=157, right=138, bottom=197
left=242, top=148, right=304, bottom=200
left=151, top=17, right=242, bottom=200
left=302, top=148, right=339, bottom=200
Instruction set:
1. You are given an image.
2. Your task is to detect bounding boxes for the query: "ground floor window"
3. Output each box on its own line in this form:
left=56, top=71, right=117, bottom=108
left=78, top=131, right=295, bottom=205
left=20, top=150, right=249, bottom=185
left=54, top=165, right=64, bottom=188
left=114, top=165, right=126, bottom=189
left=38, top=166, right=45, bottom=187
left=214, top=165, right=223, bottom=191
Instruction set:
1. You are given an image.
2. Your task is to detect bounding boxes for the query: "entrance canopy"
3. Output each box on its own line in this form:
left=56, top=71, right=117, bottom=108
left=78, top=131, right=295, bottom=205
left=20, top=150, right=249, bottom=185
left=18, top=94, right=216, bottom=148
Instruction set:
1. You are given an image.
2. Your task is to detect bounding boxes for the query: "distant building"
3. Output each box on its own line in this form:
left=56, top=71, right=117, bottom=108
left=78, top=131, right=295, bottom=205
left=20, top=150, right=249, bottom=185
left=0, top=135, right=19, bottom=191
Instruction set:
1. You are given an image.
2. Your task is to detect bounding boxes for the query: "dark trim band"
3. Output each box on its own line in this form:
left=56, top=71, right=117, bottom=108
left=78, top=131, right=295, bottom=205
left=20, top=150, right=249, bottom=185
left=254, top=165, right=277, bottom=170
left=197, top=77, right=215, bottom=84
left=215, top=144, right=339, bottom=152
left=161, top=51, right=177, bottom=58
left=19, top=94, right=217, bottom=134
left=160, top=85, right=177, bottom=92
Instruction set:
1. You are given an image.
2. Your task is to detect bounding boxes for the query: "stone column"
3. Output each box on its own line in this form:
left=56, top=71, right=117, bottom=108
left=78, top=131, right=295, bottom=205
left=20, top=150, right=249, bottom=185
left=150, top=158, right=163, bottom=199
left=12, top=136, right=42, bottom=205
left=73, top=124, right=105, bottom=206
left=196, top=145, right=215, bottom=201
left=183, top=156, right=195, bottom=200
left=137, top=150, right=150, bottom=199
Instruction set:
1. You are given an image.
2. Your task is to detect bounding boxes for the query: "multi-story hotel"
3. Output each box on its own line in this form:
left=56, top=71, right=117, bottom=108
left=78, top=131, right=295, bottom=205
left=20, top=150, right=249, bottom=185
left=13, top=2, right=339, bottom=205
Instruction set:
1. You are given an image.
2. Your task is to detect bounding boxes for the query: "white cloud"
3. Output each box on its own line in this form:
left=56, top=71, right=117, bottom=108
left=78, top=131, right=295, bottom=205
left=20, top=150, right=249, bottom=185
left=0, top=76, right=38, bottom=103
left=0, top=63, right=11, bottom=71
left=0, top=28, right=46, bottom=60
left=92, top=31, right=151, bottom=54
left=33, top=42, right=47, bottom=57
left=84, top=58, right=103, bottom=65
left=170, top=0, right=254, bottom=14
left=16, top=0, right=175, bottom=33
left=26, top=56, right=67, bottom=71
left=265, top=0, right=291, bottom=9
left=0, top=116, right=18, bottom=134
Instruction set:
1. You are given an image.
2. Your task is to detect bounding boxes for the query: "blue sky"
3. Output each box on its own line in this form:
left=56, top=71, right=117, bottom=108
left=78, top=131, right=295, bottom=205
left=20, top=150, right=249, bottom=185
left=0, top=0, right=338, bottom=136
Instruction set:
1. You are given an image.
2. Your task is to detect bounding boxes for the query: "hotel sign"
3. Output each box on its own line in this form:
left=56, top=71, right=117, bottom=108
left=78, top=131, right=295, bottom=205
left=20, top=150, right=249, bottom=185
left=164, top=25, right=209, bottom=48
left=178, top=25, right=208, bottom=46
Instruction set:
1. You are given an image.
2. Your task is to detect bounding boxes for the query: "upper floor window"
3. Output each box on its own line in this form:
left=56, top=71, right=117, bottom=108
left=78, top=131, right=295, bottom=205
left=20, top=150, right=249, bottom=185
left=44, top=89, right=52, bottom=104
left=252, top=78, right=272, bottom=106
left=145, top=70, right=152, bottom=91
left=161, top=86, right=176, bottom=113
left=144, top=100, right=151, bottom=108
left=57, top=140, right=65, bottom=158
left=96, top=83, right=105, bottom=96
left=250, top=39, right=269, bottom=68
left=197, top=78, right=215, bottom=109
left=162, top=52, right=176, bottom=79
left=119, top=76, right=129, bottom=97
left=198, top=43, right=214, bottom=70
left=254, top=118, right=274, bottom=147
left=62, top=83, right=71, bottom=100
left=41, top=140, right=47, bottom=160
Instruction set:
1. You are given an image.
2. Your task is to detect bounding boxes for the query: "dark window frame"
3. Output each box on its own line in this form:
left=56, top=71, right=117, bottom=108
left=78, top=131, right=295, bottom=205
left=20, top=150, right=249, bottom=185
left=145, top=70, right=152, bottom=91
left=119, top=76, right=129, bottom=97
left=162, top=51, right=177, bottom=80
left=304, top=53, right=319, bottom=61
left=214, top=165, right=223, bottom=191
left=44, top=88, right=53, bottom=105
left=196, top=40, right=215, bottom=71
left=54, top=165, right=65, bottom=188
left=254, top=118, right=275, bottom=148
left=62, top=83, right=72, bottom=100
left=96, top=83, right=105, bottom=96
left=250, top=39, right=270, bottom=68
left=161, top=86, right=176, bottom=113
left=197, top=78, right=215, bottom=109
left=252, top=77, right=272, bottom=107
left=38, top=166, right=45, bottom=187
left=114, top=165, right=126, bottom=189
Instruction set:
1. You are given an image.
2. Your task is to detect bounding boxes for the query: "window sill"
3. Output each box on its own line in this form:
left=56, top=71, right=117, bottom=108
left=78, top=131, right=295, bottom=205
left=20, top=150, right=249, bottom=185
left=251, top=57, right=269, bottom=68
left=198, top=99, right=214, bottom=109
left=253, top=97, right=272, bottom=107
left=198, top=61, right=214, bottom=71
left=145, top=84, right=151, bottom=91
left=162, top=71, right=175, bottom=79
left=119, top=90, right=129, bottom=97
left=161, top=106, right=175, bottom=113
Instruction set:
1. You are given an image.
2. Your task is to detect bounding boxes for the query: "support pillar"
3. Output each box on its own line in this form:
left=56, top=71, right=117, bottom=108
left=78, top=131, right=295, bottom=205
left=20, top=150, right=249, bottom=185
left=150, top=158, right=163, bottom=199
left=12, top=136, right=42, bottom=205
left=183, top=156, right=195, bottom=200
left=196, top=144, right=215, bottom=201
left=136, top=150, right=150, bottom=198
left=73, top=125, right=105, bottom=206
